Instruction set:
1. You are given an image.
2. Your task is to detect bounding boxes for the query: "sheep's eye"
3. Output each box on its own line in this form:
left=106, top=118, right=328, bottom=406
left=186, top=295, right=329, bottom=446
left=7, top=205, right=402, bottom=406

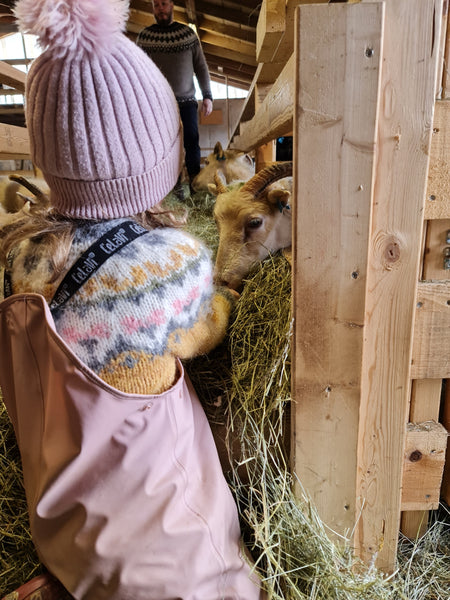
left=247, top=217, right=263, bottom=229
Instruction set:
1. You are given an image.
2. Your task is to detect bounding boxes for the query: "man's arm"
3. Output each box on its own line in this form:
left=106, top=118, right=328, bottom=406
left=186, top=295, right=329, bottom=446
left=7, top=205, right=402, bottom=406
left=192, top=39, right=213, bottom=114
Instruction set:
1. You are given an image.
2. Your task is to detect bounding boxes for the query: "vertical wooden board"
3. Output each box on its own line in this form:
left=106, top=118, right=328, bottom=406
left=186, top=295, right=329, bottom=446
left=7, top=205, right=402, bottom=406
left=401, top=422, right=448, bottom=511
left=410, top=281, right=450, bottom=380
left=422, top=218, right=450, bottom=279
left=255, top=140, right=276, bottom=172
left=441, top=381, right=450, bottom=503
left=410, top=379, right=443, bottom=422
left=425, top=102, right=450, bottom=220
left=356, top=0, right=442, bottom=572
left=292, top=3, right=383, bottom=535
left=435, top=1, right=448, bottom=98
left=442, top=1, right=450, bottom=98
left=256, top=0, right=286, bottom=64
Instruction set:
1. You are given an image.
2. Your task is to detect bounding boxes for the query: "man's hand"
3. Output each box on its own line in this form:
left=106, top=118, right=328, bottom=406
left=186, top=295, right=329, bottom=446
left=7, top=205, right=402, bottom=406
left=202, top=98, right=213, bottom=117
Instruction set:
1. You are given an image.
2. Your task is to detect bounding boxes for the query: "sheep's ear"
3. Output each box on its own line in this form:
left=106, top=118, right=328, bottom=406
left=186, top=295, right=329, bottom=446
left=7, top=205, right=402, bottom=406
left=213, top=171, right=228, bottom=194
left=208, top=183, right=218, bottom=196
left=213, top=141, right=224, bottom=159
left=267, top=189, right=291, bottom=212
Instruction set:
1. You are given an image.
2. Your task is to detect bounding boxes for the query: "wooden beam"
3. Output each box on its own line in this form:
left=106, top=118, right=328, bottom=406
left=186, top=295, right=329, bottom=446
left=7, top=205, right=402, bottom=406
left=400, top=378, right=443, bottom=538
left=426, top=100, right=450, bottom=220
left=401, top=421, right=448, bottom=511
left=422, top=218, right=450, bottom=280
left=200, top=41, right=257, bottom=67
left=129, top=0, right=154, bottom=13
left=256, top=0, right=285, bottom=63
left=292, top=0, right=383, bottom=542
left=411, top=280, right=450, bottom=379
left=441, top=383, right=450, bottom=503
left=184, top=0, right=198, bottom=27
left=0, top=122, right=30, bottom=159
left=194, top=1, right=259, bottom=28
left=200, top=31, right=255, bottom=59
left=441, top=0, right=450, bottom=97
left=199, top=17, right=256, bottom=45
left=355, top=0, right=442, bottom=571
left=0, top=60, right=26, bottom=93
left=269, top=1, right=328, bottom=66
left=205, top=54, right=255, bottom=77
left=230, top=53, right=294, bottom=151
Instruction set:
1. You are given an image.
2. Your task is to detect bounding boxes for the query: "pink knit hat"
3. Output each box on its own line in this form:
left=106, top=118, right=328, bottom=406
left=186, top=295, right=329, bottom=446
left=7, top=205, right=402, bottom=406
left=14, top=0, right=183, bottom=219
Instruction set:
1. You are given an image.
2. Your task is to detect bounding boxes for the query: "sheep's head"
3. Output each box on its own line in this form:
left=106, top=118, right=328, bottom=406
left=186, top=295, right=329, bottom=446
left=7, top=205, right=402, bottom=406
left=213, top=162, right=293, bottom=290
left=191, top=141, right=254, bottom=192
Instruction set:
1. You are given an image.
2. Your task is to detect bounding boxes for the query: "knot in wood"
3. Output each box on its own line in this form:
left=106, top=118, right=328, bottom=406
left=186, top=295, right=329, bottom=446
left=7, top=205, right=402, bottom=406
left=384, top=240, right=400, bottom=264
left=409, top=450, right=422, bottom=462
left=377, top=233, right=404, bottom=271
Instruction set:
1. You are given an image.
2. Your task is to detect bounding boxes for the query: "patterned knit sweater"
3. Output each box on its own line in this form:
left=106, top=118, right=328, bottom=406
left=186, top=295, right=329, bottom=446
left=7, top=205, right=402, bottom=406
left=136, top=22, right=212, bottom=104
left=2, top=218, right=233, bottom=395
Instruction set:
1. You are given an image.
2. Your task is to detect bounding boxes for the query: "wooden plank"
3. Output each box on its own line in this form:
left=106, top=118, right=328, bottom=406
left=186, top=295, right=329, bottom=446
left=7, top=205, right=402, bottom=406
left=411, top=280, right=450, bottom=379
left=255, top=140, right=276, bottom=172
left=199, top=18, right=256, bottom=45
left=442, top=0, right=450, bottom=97
left=355, top=0, right=443, bottom=571
left=200, top=32, right=255, bottom=60
left=400, top=511, right=429, bottom=540
left=0, top=60, right=26, bottom=93
left=401, top=421, right=448, bottom=511
left=422, top=218, right=450, bottom=279
left=401, top=379, right=443, bottom=538
left=400, top=215, right=445, bottom=539
left=231, top=53, right=294, bottom=152
left=200, top=41, right=257, bottom=67
left=0, top=123, right=30, bottom=159
left=435, top=0, right=448, bottom=98
left=256, top=0, right=285, bottom=64
left=292, top=2, right=383, bottom=538
left=441, top=382, right=450, bottom=503
left=270, top=0, right=328, bottom=66
left=410, top=379, right=443, bottom=423
left=425, top=101, right=450, bottom=219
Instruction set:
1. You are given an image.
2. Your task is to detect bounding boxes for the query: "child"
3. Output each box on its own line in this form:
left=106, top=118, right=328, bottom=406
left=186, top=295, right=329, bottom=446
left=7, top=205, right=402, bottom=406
left=0, top=1, right=264, bottom=599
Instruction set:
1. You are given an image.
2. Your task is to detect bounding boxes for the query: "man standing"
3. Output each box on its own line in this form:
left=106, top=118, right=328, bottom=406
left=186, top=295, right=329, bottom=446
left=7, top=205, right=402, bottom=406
left=137, top=0, right=213, bottom=185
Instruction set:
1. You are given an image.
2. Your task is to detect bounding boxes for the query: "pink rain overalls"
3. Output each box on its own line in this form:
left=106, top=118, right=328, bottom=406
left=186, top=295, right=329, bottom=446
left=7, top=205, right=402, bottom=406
left=0, top=294, right=264, bottom=600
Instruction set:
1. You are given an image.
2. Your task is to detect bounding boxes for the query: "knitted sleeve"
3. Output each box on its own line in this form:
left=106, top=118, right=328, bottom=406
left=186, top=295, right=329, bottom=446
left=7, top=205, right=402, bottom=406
left=192, top=39, right=212, bottom=100
left=168, top=286, right=235, bottom=358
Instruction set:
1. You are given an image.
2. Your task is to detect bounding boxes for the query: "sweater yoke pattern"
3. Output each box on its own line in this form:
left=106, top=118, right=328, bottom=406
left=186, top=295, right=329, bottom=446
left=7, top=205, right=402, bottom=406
left=6, top=219, right=232, bottom=395
left=138, top=23, right=199, bottom=55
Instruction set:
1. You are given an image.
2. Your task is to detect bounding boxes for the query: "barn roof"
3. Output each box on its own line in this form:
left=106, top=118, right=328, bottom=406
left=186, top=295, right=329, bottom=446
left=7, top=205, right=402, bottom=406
left=128, top=0, right=260, bottom=91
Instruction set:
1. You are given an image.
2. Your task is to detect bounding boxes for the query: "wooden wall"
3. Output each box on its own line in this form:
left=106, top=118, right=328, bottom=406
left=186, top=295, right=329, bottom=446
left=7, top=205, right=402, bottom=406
left=231, top=0, right=449, bottom=573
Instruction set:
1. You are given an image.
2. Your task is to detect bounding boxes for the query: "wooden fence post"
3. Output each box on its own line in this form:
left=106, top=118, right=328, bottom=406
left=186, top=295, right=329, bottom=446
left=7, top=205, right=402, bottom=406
left=292, top=0, right=443, bottom=572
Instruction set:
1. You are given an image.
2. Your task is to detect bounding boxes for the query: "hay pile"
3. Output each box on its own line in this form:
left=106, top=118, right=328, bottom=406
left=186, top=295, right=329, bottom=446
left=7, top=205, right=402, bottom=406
left=186, top=252, right=450, bottom=600
left=0, top=403, right=42, bottom=594
left=1, top=191, right=449, bottom=598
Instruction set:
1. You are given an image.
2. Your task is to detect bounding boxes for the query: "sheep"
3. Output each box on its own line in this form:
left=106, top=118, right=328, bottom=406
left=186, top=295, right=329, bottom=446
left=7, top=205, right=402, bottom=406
left=212, top=161, right=293, bottom=290
left=191, top=141, right=255, bottom=192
